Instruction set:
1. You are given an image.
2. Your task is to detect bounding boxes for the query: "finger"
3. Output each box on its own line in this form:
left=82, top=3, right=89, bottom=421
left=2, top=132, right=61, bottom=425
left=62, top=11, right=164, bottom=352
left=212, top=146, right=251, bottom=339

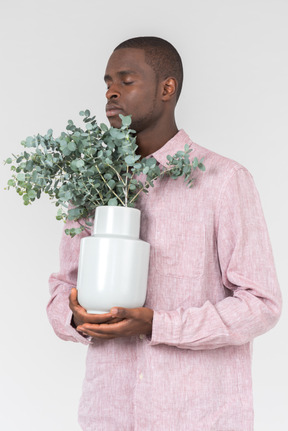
left=74, top=309, right=117, bottom=324
left=110, top=307, right=136, bottom=319
left=83, top=331, right=116, bottom=340
left=70, top=289, right=114, bottom=324
left=69, top=288, right=88, bottom=315
left=76, top=324, right=117, bottom=339
left=83, top=313, right=115, bottom=324
left=105, top=317, right=123, bottom=324
left=78, top=319, right=130, bottom=337
left=69, top=287, right=79, bottom=307
left=77, top=326, right=115, bottom=340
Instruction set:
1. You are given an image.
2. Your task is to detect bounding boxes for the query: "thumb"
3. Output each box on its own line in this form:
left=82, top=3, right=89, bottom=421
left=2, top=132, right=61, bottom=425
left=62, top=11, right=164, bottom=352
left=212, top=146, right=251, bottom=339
left=70, top=287, right=78, bottom=304
left=110, top=307, right=129, bottom=318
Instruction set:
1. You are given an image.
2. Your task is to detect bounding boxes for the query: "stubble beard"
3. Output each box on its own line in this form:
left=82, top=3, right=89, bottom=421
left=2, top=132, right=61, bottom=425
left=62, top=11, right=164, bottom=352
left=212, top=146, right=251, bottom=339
left=130, top=86, right=160, bottom=134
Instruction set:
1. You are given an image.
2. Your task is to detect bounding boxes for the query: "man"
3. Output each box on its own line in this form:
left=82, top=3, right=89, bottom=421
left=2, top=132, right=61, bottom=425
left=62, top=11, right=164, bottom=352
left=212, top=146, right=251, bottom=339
left=47, top=37, right=282, bottom=430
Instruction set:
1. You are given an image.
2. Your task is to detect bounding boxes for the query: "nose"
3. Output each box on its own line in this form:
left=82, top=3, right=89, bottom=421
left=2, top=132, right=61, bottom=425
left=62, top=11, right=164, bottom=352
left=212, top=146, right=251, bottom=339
left=106, top=84, right=120, bottom=100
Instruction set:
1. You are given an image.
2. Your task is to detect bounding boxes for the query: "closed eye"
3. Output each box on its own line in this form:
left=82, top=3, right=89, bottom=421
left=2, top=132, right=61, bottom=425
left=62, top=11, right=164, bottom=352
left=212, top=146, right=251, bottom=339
left=105, top=81, right=134, bottom=90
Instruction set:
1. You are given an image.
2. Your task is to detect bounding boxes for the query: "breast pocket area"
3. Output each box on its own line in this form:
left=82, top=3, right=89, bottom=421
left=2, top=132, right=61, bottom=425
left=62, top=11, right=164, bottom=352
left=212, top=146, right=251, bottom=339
left=155, top=217, right=205, bottom=279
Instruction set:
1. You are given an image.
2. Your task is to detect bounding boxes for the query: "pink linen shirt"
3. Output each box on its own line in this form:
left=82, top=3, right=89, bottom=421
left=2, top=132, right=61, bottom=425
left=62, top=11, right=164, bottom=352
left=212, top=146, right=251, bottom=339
left=47, top=130, right=281, bottom=431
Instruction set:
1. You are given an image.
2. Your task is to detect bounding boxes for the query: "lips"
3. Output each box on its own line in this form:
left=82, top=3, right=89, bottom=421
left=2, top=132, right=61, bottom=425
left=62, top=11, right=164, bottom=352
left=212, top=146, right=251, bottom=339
left=106, top=104, right=124, bottom=118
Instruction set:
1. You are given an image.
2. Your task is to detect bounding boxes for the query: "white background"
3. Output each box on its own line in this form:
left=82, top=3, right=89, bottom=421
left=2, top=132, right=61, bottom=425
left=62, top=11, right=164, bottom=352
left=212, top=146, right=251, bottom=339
left=0, top=0, right=287, bottom=430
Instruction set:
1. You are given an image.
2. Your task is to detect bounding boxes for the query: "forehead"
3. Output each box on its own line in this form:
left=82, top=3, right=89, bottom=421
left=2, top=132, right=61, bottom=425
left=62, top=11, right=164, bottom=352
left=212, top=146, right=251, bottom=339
left=104, top=48, right=155, bottom=80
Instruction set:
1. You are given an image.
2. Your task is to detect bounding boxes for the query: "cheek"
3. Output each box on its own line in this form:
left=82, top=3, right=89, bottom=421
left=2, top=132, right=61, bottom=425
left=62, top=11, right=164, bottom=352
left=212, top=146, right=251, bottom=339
left=126, top=90, right=156, bottom=117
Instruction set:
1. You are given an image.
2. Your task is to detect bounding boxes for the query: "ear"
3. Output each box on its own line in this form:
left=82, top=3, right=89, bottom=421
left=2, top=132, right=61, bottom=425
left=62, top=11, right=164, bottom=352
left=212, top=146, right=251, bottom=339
left=161, top=77, right=177, bottom=101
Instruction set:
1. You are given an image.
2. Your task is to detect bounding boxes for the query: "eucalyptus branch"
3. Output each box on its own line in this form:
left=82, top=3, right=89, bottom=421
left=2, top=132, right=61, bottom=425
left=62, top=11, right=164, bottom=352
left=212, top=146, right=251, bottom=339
left=105, top=163, right=125, bottom=185
left=93, top=187, right=105, bottom=206
left=77, top=172, right=103, bottom=207
left=128, top=186, right=144, bottom=205
left=128, top=166, right=182, bottom=205
left=95, top=164, right=125, bottom=207
left=77, top=219, right=92, bottom=234
left=4, top=110, right=205, bottom=236
left=124, top=165, right=130, bottom=207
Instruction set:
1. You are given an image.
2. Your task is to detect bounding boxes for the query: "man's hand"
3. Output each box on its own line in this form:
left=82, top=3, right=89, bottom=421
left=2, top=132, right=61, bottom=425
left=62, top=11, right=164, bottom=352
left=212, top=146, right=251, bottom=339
left=77, top=307, right=154, bottom=340
left=69, top=288, right=154, bottom=339
left=69, top=287, right=120, bottom=327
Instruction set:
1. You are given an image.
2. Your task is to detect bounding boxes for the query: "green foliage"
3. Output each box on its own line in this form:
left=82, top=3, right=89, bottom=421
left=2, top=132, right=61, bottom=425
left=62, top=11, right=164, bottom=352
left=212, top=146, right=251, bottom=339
left=4, top=111, right=205, bottom=237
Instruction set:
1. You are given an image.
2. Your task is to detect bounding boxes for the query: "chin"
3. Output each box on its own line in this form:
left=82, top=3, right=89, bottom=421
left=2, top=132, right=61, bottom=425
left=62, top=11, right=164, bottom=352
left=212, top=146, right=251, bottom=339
left=107, top=116, right=122, bottom=129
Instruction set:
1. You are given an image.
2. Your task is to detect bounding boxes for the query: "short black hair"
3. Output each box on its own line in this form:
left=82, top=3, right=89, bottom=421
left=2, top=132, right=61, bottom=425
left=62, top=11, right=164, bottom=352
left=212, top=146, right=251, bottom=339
left=114, top=36, right=183, bottom=101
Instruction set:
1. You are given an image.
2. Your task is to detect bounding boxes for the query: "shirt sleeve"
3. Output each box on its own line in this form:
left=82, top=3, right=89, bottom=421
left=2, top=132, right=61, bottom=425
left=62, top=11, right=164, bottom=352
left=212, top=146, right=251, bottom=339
left=150, top=167, right=282, bottom=350
left=46, top=220, right=92, bottom=345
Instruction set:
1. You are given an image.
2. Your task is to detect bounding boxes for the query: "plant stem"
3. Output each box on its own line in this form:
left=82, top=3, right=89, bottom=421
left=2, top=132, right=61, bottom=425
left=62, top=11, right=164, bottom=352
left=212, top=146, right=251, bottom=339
left=124, top=165, right=129, bottom=207
left=94, top=187, right=105, bottom=205
left=106, top=163, right=125, bottom=185
left=77, top=172, right=103, bottom=206
left=77, top=219, right=92, bottom=234
left=95, top=164, right=125, bottom=206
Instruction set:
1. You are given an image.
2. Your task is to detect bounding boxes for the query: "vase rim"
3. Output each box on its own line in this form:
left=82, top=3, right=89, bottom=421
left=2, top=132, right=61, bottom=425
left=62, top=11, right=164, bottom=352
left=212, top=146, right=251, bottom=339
left=96, top=205, right=140, bottom=213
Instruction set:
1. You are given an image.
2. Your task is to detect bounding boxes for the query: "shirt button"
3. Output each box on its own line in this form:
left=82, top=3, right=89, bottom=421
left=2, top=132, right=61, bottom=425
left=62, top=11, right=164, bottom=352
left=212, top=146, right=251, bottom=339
left=139, top=334, right=145, bottom=340
left=139, top=373, right=143, bottom=380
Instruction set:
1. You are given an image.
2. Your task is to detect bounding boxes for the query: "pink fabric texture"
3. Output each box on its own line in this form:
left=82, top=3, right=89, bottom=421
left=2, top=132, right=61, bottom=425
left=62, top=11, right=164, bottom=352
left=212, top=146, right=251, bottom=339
left=47, top=130, right=281, bottom=431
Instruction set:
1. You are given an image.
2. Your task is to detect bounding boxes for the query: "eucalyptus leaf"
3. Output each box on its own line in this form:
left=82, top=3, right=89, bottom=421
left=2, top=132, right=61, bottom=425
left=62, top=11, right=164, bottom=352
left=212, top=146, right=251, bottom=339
left=119, top=114, right=132, bottom=126
left=108, top=197, right=118, bottom=206
left=143, top=166, right=149, bottom=175
left=68, top=142, right=76, bottom=151
left=17, top=173, right=25, bottom=182
left=125, top=155, right=135, bottom=165
left=100, top=123, right=108, bottom=131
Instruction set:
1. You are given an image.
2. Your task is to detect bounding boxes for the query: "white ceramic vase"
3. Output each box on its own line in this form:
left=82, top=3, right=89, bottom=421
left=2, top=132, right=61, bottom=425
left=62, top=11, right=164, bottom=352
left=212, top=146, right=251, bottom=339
left=77, top=206, right=150, bottom=314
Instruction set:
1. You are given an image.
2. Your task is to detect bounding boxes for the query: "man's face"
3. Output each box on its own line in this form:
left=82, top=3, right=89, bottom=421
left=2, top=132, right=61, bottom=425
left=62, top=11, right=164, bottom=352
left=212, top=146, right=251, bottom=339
left=104, top=48, right=162, bottom=132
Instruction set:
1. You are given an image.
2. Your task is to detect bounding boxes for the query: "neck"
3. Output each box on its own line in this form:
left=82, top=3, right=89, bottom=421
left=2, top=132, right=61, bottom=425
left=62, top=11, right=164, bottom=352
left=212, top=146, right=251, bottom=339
left=136, top=116, right=178, bottom=158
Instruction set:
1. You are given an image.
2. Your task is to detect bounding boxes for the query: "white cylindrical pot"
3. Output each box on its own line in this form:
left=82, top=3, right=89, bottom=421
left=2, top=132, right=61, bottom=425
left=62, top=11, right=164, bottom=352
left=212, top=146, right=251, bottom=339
left=77, top=206, right=150, bottom=314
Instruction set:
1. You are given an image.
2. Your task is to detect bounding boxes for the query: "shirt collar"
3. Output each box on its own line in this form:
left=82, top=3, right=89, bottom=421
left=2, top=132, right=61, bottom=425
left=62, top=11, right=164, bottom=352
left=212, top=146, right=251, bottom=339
left=150, top=129, right=195, bottom=167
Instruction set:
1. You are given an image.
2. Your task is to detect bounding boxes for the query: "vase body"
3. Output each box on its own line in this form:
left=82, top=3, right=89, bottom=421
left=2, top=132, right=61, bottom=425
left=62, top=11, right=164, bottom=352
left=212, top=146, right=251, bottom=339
left=77, top=206, right=150, bottom=314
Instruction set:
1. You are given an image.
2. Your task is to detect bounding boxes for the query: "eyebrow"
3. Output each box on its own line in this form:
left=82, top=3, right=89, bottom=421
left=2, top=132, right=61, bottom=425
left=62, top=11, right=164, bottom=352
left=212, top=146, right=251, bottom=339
left=104, top=70, right=138, bottom=82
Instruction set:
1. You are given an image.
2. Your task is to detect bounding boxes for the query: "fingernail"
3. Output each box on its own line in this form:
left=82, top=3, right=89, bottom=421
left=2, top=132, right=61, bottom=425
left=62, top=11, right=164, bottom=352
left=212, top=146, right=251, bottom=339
left=110, top=308, right=118, bottom=315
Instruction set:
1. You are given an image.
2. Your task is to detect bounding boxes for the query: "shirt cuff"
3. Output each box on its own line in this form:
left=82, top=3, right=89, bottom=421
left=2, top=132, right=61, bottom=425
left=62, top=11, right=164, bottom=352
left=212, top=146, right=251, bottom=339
left=148, top=309, right=184, bottom=347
